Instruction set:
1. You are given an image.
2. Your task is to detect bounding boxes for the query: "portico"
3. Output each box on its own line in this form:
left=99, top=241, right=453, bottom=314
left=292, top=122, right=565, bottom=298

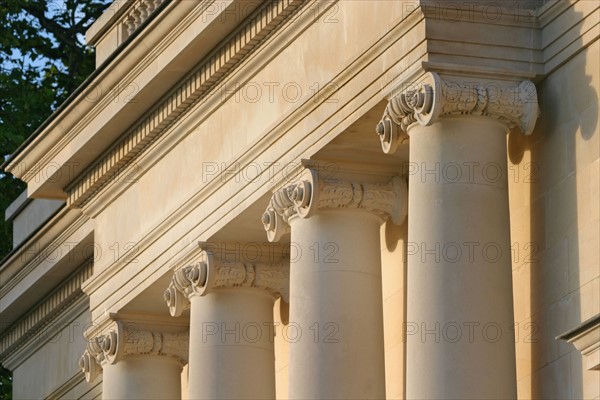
left=79, top=68, right=540, bottom=399
left=2, top=1, right=597, bottom=400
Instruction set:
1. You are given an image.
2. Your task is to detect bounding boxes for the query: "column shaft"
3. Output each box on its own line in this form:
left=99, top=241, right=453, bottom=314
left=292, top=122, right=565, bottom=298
left=288, top=210, right=386, bottom=399
left=406, top=117, right=517, bottom=399
left=102, top=356, right=182, bottom=399
left=188, top=289, right=276, bottom=400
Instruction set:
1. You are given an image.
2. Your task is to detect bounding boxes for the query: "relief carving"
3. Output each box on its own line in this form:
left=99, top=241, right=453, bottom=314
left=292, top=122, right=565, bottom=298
left=262, top=168, right=408, bottom=242
left=79, top=321, right=188, bottom=382
left=376, top=72, right=539, bottom=153
left=164, top=251, right=289, bottom=317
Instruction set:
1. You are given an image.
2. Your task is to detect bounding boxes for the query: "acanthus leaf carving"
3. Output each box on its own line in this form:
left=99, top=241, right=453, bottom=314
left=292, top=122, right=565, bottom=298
left=262, top=168, right=408, bottom=241
left=253, top=263, right=290, bottom=303
left=376, top=72, right=539, bottom=154
left=79, top=321, right=189, bottom=382
left=164, top=251, right=290, bottom=317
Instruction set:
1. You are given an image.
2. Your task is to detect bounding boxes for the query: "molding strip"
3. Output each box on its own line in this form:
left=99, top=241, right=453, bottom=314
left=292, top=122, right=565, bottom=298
left=80, top=0, right=423, bottom=299
left=67, top=0, right=303, bottom=208
left=0, top=262, right=93, bottom=362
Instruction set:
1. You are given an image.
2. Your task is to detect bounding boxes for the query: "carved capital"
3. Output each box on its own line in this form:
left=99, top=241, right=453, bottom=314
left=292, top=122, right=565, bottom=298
left=376, top=72, right=539, bottom=153
left=262, top=168, right=408, bottom=241
left=79, top=321, right=188, bottom=382
left=165, top=251, right=289, bottom=317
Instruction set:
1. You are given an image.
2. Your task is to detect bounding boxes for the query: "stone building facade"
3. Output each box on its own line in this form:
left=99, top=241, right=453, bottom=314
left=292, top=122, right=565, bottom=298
left=1, top=0, right=598, bottom=399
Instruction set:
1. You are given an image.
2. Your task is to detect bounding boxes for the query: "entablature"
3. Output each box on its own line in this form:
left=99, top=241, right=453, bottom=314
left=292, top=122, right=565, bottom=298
left=3, top=0, right=264, bottom=200
left=5, top=0, right=594, bottom=211
left=86, top=0, right=170, bottom=67
left=0, top=262, right=93, bottom=370
left=40, top=0, right=598, bottom=328
left=0, top=208, right=93, bottom=329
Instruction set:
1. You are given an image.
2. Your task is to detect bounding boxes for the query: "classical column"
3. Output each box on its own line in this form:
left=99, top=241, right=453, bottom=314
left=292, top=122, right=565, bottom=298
left=376, top=72, right=539, bottom=399
left=165, top=248, right=289, bottom=400
left=79, top=320, right=188, bottom=399
left=262, top=168, right=408, bottom=399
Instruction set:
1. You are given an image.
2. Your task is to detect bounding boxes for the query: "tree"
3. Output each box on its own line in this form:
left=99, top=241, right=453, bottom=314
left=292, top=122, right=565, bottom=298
left=0, top=0, right=111, bottom=396
left=0, top=0, right=111, bottom=252
left=0, top=366, right=10, bottom=400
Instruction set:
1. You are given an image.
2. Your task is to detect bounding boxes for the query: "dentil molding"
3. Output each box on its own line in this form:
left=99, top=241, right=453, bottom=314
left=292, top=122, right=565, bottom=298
left=67, top=0, right=304, bottom=208
left=164, top=250, right=289, bottom=317
left=262, top=167, right=408, bottom=242
left=79, top=320, right=188, bottom=382
left=376, top=72, right=540, bottom=154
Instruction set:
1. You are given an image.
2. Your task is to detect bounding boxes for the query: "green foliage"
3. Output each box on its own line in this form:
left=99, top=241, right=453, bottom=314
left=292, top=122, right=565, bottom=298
left=0, top=0, right=110, bottom=247
left=0, top=367, right=10, bottom=400
left=0, top=0, right=111, bottom=395
left=0, top=0, right=109, bottom=101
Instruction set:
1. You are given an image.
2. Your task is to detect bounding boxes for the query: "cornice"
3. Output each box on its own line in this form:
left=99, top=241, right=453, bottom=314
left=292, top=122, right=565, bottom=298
left=80, top=3, right=421, bottom=222
left=263, top=167, right=408, bottom=242
left=541, top=0, right=599, bottom=75
left=78, top=0, right=422, bottom=220
left=0, top=293, right=89, bottom=370
left=376, top=72, right=540, bottom=154
left=50, top=1, right=208, bottom=188
left=5, top=0, right=184, bottom=175
left=80, top=0, right=425, bottom=307
left=0, top=209, right=90, bottom=301
left=5, top=0, right=222, bottom=198
left=67, top=0, right=302, bottom=208
left=556, top=314, right=600, bottom=371
left=0, top=263, right=92, bottom=364
left=537, top=0, right=576, bottom=29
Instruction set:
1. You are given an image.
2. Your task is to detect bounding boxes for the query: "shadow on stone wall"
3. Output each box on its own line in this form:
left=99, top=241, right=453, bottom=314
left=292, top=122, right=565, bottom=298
left=508, top=2, right=598, bottom=398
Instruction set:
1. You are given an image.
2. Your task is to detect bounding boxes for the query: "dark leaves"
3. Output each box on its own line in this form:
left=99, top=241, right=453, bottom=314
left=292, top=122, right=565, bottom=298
left=0, top=0, right=111, bottom=308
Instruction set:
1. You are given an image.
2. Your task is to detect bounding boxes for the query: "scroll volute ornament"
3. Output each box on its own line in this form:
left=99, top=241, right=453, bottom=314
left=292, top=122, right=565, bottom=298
left=261, top=207, right=289, bottom=242
left=79, top=332, right=106, bottom=382
left=79, top=321, right=189, bottom=382
left=377, top=81, right=436, bottom=154
left=78, top=321, right=131, bottom=374
left=262, top=168, right=318, bottom=242
left=165, top=251, right=290, bottom=316
left=164, top=261, right=208, bottom=317
left=376, top=72, right=539, bottom=154
left=263, top=168, right=408, bottom=242
left=164, top=281, right=189, bottom=318
left=79, top=348, right=102, bottom=382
